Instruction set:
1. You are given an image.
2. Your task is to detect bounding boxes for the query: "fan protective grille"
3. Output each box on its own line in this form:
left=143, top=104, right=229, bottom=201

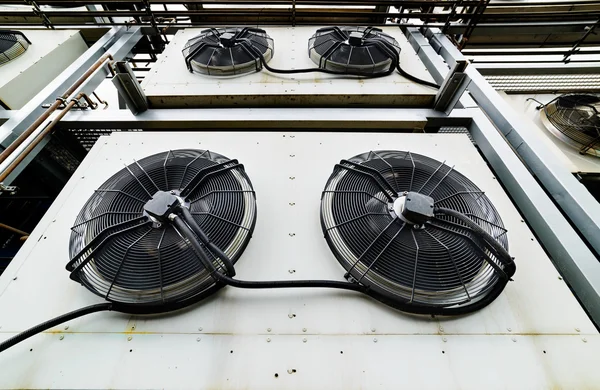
left=67, top=149, right=257, bottom=313
left=542, top=93, right=600, bottom=156
left=182, top=27, right=274, bottom=76
left=321, top=151, right=512, bottom=312
left=0, top=31, right=30, bottom=66
left=308, top=26, right=400, bottom=74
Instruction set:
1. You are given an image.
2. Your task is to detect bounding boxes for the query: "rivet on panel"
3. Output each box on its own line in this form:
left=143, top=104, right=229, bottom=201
left=289, top=202, right=296, bottom=206
left=442, top=337, right=447, bottom=342
left=582, top=338, right=588, bottom=343
left=371, top=328, right=376, bottom=332
left=373, top=338, right=378, bottom=343
left=302, top=328, right=307, bottom=332
left=512, top=337, right=517, bottom=342
left=289, top=177, right=295, bottom=180
left=507, top=328, right=512, bottom=332
left=196, top=337, right=201, bottom=342
left=575, top=328, right=581, bottom=332
left=64, top=326, right=69, bottom=330
left=198, top=327, right=203, bottom=331
left=289, top=233, right=296, bottom=237
left=439, top=326, right=444, bottom=332
left=267, top=338, right=271, bottom=342
left=127, top=336, right=132, bottom=341
left=59, top=335, right=64, bottom=340
left=288, top=269, right=295, bottom=274
left=290, top=154, right=295, bottom=157
left=267, top=328, right=272, bottom=332
left=302, top=338, right=307, bottom=343
left=558, top=276, right=563, bottom=280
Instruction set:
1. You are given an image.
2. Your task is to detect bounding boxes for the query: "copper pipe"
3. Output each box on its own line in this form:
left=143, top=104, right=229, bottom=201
left=0, top=222, right=29, bottom=237
left=0, top=53, right=113, bottom=166
left=0, top=98, right=79, bottom=183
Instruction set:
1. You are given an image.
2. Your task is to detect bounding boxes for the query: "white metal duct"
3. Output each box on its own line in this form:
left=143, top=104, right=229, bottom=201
left=0, top=29, right=87, bottom=109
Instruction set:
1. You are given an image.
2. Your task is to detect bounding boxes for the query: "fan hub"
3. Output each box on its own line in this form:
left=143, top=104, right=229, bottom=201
left=143, top=190, right=188, bottom=225
left=391, top=191, right=434, bottom=225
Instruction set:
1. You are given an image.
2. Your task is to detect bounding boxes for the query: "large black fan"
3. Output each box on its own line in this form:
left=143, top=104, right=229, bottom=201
left=308, top=26, right=400, bottom=75
left=182, top=27, right=274, bottom=76
left=0, top=30, right=30, bottom=66
left=321, top=151, right=515, bottom=314
left=540, top=93, right=600, bottom=156
left=67, top=149, right=257, bottom=314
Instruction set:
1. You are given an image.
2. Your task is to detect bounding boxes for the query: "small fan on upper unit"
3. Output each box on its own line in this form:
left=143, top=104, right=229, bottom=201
left=182, top=27, right=274, bottom=76
left=308, top=26, right=401, bottom=75
left=0, top=30, right=31, bottom=66
left=534, top=93, right=600, bottom=157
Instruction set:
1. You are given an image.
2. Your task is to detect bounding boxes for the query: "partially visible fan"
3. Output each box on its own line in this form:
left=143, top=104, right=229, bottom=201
left=182, top=27, right=274, bottom=76
left=539, top=93, right=600, bottom=156
left=308, top=26, right=400, bottom=75
left=0, top=30, right=30, bottom=66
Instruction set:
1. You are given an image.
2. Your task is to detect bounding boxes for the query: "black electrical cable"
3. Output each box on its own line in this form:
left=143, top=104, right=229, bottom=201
left=396, top=64, right=440, bottom=89
left=434, top=207, right=515, bottom=271
left=172, top=213, right=367, bottom=293
left=0, top=303, right=112, bottom=353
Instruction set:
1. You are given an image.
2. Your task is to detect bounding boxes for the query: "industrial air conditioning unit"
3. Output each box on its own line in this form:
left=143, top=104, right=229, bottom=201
left=0, top=130, right=598, bottom=388
left=502, top=92, right=600, bottom=200
left=142, top=26, right=438, bottom=108
left=0, top=29, right=87, bottom=109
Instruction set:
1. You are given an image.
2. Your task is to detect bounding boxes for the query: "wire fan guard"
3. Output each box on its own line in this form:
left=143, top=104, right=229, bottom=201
left=182, top=27, right=274, bottom=76
left=321, top=151, right=514, bottom=314
left=67, top=149, right=257, bottom=314
left=540, top=93, right=600, bottom=157
left=0, top=30, right=30, bottom=66
left=308, top=26, right=400, bottom=74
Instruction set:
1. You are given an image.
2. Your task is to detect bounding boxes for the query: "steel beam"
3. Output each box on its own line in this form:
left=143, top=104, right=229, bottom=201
left=56, top=108, right=456, bottom=130
left=0, top=26, right=142, bottom=184
left=462, top=108, right=600, bottom=325
left=420, top=27, right=600, bottom=258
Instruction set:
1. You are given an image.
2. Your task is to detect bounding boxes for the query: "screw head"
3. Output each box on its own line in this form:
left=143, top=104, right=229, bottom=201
left=127, top=336, right=133, bottom=341
left=267, top=338, right=271, bottom=342
left=59, top=335, right=64, bottom=340
left=198, top=327, right=203, bottom=331
left=302, top=328, right=307, bottom=332
left=288, top=313, right=295, bottom=318
left=373, top=338, right=378, bottom=343
left=439, top=326, right=444, bottom=332
left=196, top=337, right=201, bottom=342
left=507, top=328, right=512, bottom=332
left=303, top=338, right=307, bottom=343
left=371, top=328, right=376, bottom=332
left=64, top=326, right=69, bottom=330
left=575, top=328, right=581, bottom=332
left=442, top=337, right=447, bottom=342
left=583, top=338, right=588, bottom=343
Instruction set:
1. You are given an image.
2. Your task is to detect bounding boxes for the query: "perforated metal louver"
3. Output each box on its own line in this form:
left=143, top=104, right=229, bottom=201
left=321, top=151, right=515, bottom=314
left=308, top=26, right=400, bottom=74
left=67, top=149, right=257, bottom=314
left=540, top=93, right=600, bottom=157
left=0, top=30, right=30, bottom=66
left=182, top=27, right=274, bottom=76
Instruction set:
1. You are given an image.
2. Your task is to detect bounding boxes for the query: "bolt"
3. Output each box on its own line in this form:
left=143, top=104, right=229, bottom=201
left=267, top=338, right=271, bottom=342
left=512, top=337, right=517, bottom=342
left=439, top=326, right=444, bottom=332
left=127, top=336, right=132, bottom=341
left=196, top=337, right=201, bottom=342
left=373, top=338, right=378, bottom=343
left=507, top=328, right=512, bottom=332
left=289, top=177, right=295, bottom=180
left=288, top=269, right=295, bottom=274
left=302, top=328, right=307, bottom=332
left=289, top=202, right=296, bottom=206
left=575, top=328, right=581, bottom=332
left=583, top=338, right=588, bottom=343
left=290, top=155, right=295, bottom=157
left=558, top=276, right=563, bottom=280
left=303, top=338, right=307, bottom=343
left=371, top=328, right=376, bottom=332
left=442, top=337, right=447, bottom=342
left=131, top=325, right=135, bottom=330
left=198, top=327, right=203, bottom=331
left=64, top=326, right=69, bottom=330
left=12, top=277, right=17, bottom=281
left=289, top=233, right=296, bottom=237
left=267, top=328, right=272, bottom=332
left=59, top=335, right=64, bottom=340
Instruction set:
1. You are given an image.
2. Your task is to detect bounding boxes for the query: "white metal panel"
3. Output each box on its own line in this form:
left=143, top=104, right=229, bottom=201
left=0, top=30, right=87, bottom=109
left=142, top=27, right=437, bottom=108
left=501, top=92, right=600, bottom=174
left=0, top=131, right=598, bottom=388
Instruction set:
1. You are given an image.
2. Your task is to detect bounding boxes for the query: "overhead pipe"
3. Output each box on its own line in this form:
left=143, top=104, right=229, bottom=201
left=0, top=53, right=113, bottom=166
